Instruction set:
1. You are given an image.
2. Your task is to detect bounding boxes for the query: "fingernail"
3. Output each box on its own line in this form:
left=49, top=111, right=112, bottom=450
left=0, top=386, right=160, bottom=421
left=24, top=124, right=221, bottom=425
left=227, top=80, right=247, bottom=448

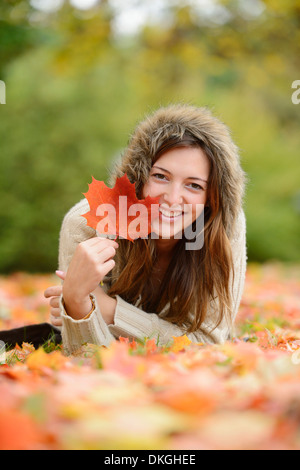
left=56, top=270, right=64, bottom=276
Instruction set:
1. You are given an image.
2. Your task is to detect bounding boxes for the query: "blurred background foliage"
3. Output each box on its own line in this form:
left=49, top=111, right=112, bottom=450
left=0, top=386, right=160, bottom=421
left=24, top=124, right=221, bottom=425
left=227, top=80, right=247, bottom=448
left=0, top=0, right=299, bottom=272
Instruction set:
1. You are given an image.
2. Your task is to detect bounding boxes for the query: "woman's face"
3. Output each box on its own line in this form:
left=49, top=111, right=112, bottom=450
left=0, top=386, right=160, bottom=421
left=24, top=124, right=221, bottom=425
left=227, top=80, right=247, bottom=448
left=142, top=146, right=210, bottom=240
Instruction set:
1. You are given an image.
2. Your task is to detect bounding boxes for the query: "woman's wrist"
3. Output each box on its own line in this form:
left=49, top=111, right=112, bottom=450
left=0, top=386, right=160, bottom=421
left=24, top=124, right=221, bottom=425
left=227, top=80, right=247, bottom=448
left=62, top=293, right=93, bottom=320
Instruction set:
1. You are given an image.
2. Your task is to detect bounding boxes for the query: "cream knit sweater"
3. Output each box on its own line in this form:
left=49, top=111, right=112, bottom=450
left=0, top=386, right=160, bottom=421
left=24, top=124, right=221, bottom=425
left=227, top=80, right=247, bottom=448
left=58, top=199, right=247, bottom=354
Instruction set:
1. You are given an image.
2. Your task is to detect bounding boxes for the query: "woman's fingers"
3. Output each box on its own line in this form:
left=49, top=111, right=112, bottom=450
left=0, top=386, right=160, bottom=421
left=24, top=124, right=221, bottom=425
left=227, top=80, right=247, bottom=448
left=50, top=307, right=62, bottom=327
left=49, top=297, right=62, bottom=326
left=50, top=306, right=61, bottom=318
left=44, top=285, right=63, bottom=327
left=80, top=237, right=119, bottom=253
left=100, top=258, right=116, bottom=278
left=49, top=296, right=60, bottom=308
left=96, top=245, right=117, bottom=264
left=51, top=318, right=62, bottom=327
left=55, top=270, right=66, bottom=280
left=44, top=285, right=63, bottom=298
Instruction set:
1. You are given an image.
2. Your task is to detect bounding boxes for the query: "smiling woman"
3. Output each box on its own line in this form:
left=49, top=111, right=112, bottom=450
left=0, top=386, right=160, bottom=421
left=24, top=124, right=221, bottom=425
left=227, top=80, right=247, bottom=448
left=45, top=104, right=248, bottom=354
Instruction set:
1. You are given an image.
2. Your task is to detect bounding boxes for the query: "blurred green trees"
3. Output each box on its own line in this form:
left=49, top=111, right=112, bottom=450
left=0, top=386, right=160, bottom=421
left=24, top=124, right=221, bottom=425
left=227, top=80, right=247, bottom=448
left=0, top=0, right=299, bottom=272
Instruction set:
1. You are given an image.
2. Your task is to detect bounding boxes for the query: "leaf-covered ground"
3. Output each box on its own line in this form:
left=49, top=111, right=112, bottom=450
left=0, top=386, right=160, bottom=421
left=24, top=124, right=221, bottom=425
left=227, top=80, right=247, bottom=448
left=0, top=263, right=300, bottom=450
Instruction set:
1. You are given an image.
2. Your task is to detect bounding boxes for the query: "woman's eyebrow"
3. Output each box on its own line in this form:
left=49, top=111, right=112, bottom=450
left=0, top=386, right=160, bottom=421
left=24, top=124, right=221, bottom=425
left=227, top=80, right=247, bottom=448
left=152, top=166, right=208, bottom=184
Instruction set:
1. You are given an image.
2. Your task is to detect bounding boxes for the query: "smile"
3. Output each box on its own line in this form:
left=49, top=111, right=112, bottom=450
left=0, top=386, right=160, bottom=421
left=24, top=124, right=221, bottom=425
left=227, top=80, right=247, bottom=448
left=159, top=207, right=184, bottom=220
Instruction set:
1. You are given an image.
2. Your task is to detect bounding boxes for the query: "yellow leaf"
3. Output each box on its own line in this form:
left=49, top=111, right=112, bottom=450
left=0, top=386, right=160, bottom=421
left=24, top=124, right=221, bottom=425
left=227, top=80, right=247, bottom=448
left=170, top=335, right=192, bottom=353
left=26, top=347, right=68, bottom=371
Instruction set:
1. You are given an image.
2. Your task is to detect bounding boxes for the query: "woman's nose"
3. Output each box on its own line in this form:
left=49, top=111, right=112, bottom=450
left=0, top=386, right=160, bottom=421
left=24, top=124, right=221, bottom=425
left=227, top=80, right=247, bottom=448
left=162, top=183, right=183, bottom=206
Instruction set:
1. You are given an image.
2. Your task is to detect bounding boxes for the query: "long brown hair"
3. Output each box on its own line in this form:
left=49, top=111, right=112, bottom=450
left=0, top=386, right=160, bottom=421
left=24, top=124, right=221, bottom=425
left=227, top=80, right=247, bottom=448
left=108, top=131, right=235, bottom=336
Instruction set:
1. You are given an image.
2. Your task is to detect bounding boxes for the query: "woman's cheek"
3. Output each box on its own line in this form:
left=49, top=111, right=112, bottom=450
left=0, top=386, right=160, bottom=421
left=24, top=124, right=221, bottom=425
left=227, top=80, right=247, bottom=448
left=143, top=181, right=161, bottom=199
left=142, top=182, right=151, bottom=199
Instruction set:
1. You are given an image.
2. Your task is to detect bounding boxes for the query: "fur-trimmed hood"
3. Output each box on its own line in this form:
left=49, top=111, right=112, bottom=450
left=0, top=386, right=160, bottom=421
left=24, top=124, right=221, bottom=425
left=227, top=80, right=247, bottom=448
left=108, top=104, right=247, bottom=240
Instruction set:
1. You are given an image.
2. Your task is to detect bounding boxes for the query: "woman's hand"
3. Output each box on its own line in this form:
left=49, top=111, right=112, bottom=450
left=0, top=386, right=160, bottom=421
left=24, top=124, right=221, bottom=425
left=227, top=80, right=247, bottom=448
left=44, top=273, right=65, bottom=327
left=62, top=237, right=119, bottom=320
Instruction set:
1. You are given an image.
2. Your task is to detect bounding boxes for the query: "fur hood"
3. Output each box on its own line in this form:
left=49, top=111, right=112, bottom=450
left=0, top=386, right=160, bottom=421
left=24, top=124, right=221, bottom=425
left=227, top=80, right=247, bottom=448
left=108, top=104, right=247, bottom=240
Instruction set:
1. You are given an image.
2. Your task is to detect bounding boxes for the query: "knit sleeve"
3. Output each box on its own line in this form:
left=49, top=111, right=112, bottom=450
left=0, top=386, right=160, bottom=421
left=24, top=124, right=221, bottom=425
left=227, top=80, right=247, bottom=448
left=60, top=294, right=115, bottom=355
left=58, top=199, right=96, bottom=273
left=108, top=209, right=247, bottom=346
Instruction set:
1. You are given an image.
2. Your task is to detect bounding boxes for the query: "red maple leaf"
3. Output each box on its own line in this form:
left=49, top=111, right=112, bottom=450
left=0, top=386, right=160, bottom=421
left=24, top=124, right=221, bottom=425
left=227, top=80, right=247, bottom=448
left=82, top=174, right=160, bottom=242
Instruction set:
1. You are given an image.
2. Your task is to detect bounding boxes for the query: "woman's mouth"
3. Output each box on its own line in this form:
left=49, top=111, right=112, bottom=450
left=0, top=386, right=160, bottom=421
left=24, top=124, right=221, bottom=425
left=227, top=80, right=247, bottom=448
left=159, top=207, right=184, bottom=222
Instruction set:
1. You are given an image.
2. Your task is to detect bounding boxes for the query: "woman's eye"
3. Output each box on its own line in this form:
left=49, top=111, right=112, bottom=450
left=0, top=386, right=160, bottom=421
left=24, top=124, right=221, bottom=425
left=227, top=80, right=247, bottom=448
left=150, top=174, right=204, bottom=190
left=152, top=173, right=167, bottom=180
left=188, top=183, right=203, bottom=191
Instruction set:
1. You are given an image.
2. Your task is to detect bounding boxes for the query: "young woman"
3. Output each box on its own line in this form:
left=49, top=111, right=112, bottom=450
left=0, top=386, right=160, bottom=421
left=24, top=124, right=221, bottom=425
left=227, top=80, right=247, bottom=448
left=44, top=104, right=248, bottom=354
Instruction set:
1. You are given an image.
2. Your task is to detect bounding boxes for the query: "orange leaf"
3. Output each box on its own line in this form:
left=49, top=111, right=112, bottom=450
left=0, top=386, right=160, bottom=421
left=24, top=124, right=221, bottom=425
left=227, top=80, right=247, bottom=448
left=26, top=348, right=68, bottom=372
left=119, top=337, right=137, bottom=350
left=145, top=338, right=157, bottom=354
left=170, top=335, right=192, bottom=353
left=82, top=174, right=160, bottom=242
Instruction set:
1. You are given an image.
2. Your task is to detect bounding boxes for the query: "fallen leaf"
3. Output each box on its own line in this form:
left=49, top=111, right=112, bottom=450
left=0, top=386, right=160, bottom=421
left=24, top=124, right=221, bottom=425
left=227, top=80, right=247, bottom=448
left=26, top=347, right=68, bottom=372
left=170, top=335, right=192, bottom=353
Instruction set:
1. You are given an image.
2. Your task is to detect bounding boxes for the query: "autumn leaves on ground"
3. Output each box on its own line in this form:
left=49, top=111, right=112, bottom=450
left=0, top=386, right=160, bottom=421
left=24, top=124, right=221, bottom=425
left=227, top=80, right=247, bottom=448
left=0, top=263, right=300, bottom=450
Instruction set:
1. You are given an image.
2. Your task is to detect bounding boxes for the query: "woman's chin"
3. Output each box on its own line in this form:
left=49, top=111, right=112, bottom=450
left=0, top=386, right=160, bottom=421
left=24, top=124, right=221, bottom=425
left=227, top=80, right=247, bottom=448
left=149, top=223, right=184, bottom=240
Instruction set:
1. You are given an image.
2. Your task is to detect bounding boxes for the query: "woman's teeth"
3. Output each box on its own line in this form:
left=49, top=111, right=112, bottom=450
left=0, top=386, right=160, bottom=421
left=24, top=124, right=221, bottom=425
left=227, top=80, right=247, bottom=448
left=160, top=208, right=183, bottom=218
